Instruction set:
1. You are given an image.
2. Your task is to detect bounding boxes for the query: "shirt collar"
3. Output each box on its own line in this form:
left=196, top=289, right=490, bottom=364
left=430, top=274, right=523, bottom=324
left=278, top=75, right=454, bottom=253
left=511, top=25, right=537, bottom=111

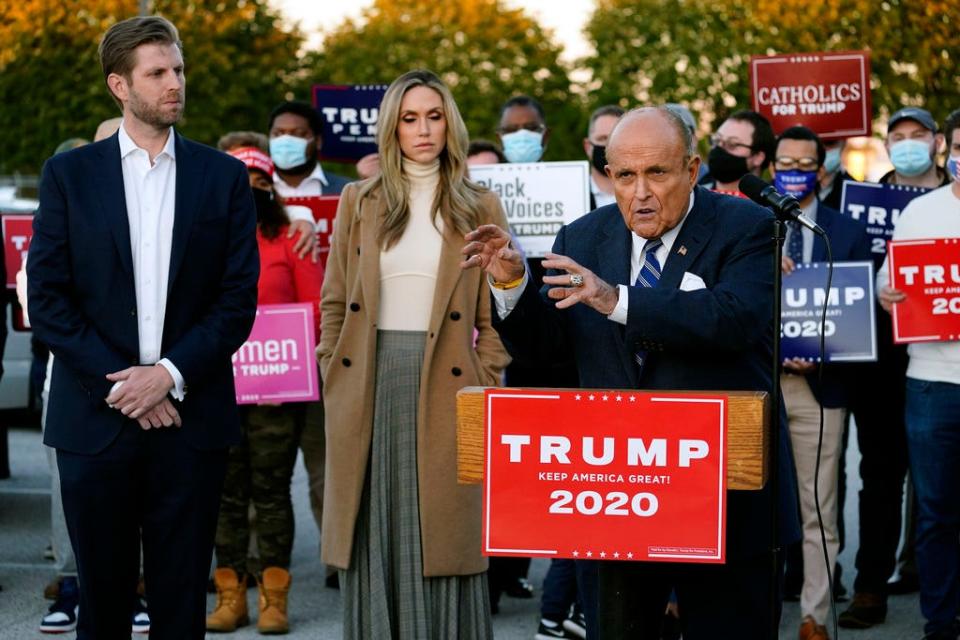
left=800, top=197, right=818, bottom=224
left=118, top=121, right=176, bottom=160
left=274, top=162, right=329, bottom=188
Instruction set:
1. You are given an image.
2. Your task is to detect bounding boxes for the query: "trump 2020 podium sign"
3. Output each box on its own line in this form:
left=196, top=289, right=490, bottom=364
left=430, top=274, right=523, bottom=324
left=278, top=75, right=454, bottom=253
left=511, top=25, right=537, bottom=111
left=483, top=389, right=727, bottom=564
left=781, top=261, right=877, bottom=362
left=840, top=182, right=931, bottom=270
left=888, top=238, right=960, bottom=344
left=750, top=50, right=871, bottom=139
left=233, top=303, right=319, bottom=405
left=311, top=84, right=388, bottom=162
left=469, top=161, right=591, bottom=258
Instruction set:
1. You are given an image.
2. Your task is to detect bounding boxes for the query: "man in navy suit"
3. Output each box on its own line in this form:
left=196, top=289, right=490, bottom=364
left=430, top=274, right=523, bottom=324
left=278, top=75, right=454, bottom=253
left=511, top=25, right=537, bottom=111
left=26, top=16, right=258, bottom=639
left=771, top=125, right=871, bottom=640
left=462, top=106, right=800, bottom=639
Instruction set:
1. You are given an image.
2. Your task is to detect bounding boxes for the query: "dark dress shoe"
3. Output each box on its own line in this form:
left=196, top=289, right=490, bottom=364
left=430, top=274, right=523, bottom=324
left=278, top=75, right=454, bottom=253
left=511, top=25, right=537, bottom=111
left=325, top=572, right=340, bottom=590
left=839, top=592, right=887, bottom=628
left=504, top=577, right=534, bottom=598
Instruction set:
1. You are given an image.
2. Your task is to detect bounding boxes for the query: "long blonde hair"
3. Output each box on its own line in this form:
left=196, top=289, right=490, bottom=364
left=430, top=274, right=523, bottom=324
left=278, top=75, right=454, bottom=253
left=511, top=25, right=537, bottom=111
left=357, top=69, right=484, bottom=249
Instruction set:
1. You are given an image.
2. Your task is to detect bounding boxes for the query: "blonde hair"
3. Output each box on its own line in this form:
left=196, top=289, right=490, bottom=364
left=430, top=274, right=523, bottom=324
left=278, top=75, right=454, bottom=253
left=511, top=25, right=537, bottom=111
left=357, top=69, right=484, bottom=249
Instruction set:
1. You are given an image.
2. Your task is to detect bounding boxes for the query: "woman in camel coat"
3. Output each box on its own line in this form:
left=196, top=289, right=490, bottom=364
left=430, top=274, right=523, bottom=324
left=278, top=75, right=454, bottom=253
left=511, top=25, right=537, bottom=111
left=317, top=69, right=510, bottom=638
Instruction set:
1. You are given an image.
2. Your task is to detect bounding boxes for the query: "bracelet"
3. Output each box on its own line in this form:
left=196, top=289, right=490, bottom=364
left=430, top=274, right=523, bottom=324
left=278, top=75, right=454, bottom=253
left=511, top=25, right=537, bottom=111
left=491, top=274, right=525, bottom=290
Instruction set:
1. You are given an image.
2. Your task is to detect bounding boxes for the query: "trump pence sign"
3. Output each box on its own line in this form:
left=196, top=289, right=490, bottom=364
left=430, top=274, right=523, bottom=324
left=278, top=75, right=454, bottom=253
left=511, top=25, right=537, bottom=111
left=233, top=303, right=319, bottom=404
left=888, top=238, right=960, bottom=344
left=750, top=50, right=871, bottom=139
left=483, top=389, right=727, bottom=564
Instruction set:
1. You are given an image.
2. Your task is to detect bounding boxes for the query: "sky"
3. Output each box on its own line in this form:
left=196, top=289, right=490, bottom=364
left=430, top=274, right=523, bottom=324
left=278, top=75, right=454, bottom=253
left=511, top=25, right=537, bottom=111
left=269, top=0, right=596, bottom=62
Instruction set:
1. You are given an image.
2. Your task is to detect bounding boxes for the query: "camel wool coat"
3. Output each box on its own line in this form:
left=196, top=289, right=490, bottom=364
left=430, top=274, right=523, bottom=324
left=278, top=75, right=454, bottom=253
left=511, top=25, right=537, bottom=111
left=317, top=180, right=511, bottom=577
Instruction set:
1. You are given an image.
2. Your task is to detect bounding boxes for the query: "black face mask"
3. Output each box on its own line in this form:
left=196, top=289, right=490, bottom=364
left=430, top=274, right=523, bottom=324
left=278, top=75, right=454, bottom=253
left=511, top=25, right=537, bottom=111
left=590, top=144, right=607, bottom=173
left=252, top=186, right=275, bottom=222
left=707, top=145, right=751, bottom=185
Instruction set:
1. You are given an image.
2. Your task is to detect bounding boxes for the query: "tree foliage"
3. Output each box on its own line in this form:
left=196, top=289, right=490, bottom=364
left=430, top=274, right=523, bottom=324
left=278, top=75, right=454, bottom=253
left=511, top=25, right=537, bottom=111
left=583, top=0, right=960, bottom=137
left=301, top=0, right=585, bottom=163
left=0, top=0, right=303, bottom=174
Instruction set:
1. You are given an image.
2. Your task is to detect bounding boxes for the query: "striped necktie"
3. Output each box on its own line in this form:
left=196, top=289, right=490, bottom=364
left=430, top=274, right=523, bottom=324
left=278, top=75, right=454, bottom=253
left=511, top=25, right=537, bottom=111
left=634, top=239, right=663, bottom=369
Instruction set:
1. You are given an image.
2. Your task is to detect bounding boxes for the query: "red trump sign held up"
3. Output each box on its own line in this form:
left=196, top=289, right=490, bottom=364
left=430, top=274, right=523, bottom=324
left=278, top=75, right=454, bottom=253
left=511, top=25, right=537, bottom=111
left=483, top=389, right=727, bottom=564
left=750, top=50, right=872, bottom=139
left=888, top=238, right=960, bottom=344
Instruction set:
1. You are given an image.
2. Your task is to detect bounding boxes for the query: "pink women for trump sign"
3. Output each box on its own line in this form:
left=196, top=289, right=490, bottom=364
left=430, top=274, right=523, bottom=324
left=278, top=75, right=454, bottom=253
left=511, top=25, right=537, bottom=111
left=233, top=303, right=319, bottom=405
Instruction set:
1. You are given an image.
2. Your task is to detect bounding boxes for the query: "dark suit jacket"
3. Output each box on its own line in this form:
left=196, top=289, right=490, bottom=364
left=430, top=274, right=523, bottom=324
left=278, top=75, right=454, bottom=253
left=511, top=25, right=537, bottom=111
left=798, top=203, right=872, bottom=407
left=324, top=171, right=352, bottom=195
left=820, top=169, right=856, bottom=211
left=494, top=187, right=800, bottom=558
left=27, top=132, right=259, bottom=455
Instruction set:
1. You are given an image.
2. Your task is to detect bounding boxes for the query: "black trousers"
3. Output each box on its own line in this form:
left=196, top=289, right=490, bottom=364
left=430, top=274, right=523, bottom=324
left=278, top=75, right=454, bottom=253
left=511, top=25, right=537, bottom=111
left=597, top=552, right=782, bottom=640
left=58, top=422, right=227, bottom=640
left=847, top=317, right=909, bottom=596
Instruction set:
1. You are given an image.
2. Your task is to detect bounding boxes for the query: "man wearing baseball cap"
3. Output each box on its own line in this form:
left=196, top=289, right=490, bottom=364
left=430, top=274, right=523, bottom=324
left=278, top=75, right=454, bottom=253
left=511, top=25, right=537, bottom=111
left=880, top=107, right=950, bottom=189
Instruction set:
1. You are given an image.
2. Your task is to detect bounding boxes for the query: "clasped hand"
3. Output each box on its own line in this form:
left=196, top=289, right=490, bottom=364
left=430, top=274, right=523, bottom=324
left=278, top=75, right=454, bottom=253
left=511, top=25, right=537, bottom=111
left=105, top=365, right=182, bottom=430
left=460, top=224, right=619, bottom=315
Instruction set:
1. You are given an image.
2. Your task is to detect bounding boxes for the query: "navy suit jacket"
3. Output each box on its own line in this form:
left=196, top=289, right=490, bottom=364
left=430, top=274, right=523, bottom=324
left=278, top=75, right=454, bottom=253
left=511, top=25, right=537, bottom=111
left=800, top=203, right=872, bottom=407
left=494, top=187, right=801, bottom=558
left=27, top=132, right=259, bottom=455
left=324, top=171, right=352, bottom=196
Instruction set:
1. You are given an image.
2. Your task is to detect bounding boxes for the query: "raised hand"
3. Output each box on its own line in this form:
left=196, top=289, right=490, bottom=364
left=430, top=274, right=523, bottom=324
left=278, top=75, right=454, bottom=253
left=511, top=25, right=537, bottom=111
left=460, top=224, right=525, bottom=284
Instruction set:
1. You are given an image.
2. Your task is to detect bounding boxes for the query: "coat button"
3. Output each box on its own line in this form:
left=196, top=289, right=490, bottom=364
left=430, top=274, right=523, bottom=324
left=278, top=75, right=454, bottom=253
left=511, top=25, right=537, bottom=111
left=452, top=367, right=462, bottom=376
left=356, top=247, right=361, bottom=255
left=342, top=357, right=351, bottom=367
left=130, top=309, right=136, bottom=316
left=449, top=311, right=461, bottom=321
left=350, top=303, right=360, bottom=312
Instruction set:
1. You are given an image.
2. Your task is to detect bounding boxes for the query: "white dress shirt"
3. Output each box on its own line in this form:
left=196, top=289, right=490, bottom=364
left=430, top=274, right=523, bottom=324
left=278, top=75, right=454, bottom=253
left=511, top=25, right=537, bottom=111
left=116, top=123, right=185, bottom=400
left=273, top=164, right=332, bottom=227
left=492, top=191, right=695, bottom=325
left=590, top=176, right=617, bottom=209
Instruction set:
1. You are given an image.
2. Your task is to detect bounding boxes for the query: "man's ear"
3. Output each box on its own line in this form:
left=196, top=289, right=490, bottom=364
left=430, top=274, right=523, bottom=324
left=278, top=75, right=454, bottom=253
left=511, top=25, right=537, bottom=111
left=106, top=73, right=128, bottom=104
left=687, top=155, right=702, bottom=185
left=935, top=132, right=946, bottom=154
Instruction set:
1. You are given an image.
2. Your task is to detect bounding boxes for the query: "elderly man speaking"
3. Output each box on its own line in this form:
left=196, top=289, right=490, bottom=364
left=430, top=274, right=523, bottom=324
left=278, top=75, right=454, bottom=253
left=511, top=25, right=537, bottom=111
left=461, top=106, right=800, bottom=639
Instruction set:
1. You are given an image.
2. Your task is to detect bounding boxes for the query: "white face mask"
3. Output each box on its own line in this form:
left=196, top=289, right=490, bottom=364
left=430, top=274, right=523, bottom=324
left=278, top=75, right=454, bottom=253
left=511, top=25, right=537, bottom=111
left=501, top=129, right=544, bottom=163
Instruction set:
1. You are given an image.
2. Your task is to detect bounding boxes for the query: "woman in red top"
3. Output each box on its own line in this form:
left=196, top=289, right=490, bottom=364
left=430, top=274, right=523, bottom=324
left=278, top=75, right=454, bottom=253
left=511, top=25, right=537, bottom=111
left=207, top=143, right=323, bottom=635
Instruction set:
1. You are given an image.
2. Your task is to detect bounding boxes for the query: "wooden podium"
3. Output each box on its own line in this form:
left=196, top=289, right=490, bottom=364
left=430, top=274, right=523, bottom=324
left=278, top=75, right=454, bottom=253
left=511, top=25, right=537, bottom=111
left=456, top=387, right=769, bottom=491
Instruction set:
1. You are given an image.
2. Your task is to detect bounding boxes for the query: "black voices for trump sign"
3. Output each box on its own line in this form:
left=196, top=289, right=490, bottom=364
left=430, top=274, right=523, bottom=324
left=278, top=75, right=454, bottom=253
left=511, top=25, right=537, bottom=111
left=312, top=84, right=388, bottom=162
left=468, top=161, right=591, bottom=258
left=780, top=262, right=877, bottom=362
left=750, top=50, right=871, bottom=139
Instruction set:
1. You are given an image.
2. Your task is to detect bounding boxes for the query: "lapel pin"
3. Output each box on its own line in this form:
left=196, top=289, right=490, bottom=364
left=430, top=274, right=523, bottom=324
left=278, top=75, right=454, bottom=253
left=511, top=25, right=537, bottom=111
left=678, top=245, right=687, bottom=256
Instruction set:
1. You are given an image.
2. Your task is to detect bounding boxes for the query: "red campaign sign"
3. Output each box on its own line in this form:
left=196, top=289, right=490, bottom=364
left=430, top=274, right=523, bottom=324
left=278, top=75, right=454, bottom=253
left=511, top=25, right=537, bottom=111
left=232, top=303, right=320, bottom=405
left=888, top=238, right=960, bottom=343
left=750, top=50, right=872, bottom=139
left=483, top=389, right=727, bottom=564
left=284, top=195, right=339, bottom=270
left=2, top=215, right=33, bottom=289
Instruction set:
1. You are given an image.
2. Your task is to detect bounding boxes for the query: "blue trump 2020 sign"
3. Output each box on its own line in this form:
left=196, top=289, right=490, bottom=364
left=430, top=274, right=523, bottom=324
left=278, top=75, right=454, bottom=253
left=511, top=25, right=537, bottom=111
left=312, top=84, right=388, bottom=162
left=839, top=181, right=930, bottom=270
left=781, top=261, right=877, bottom=362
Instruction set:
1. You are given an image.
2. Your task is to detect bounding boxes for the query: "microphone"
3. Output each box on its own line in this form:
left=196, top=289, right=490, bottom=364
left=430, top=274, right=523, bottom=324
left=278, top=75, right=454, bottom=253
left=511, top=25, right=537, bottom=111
left=738, top=174, right=825, bottom=235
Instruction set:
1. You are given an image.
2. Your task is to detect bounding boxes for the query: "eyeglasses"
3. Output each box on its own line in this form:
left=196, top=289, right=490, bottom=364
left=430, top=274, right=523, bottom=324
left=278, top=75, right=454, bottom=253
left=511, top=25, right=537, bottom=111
left=497, top=123, right=546, bottom=135
left=774, top=156, right=820, bottom=172
left=710, top=134, right=753, bottom=153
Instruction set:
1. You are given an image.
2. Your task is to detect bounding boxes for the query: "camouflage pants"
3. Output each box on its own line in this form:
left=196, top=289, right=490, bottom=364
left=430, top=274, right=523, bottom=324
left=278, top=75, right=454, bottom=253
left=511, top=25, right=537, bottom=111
left=215, top=404, right=303, bottom=575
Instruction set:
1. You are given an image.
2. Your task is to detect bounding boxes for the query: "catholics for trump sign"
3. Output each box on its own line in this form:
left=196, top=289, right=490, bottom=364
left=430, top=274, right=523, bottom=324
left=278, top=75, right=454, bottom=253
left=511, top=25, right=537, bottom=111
left=781, top=262, right=877, bottom=362
left=840, top=182, right=931, bottom=270
left=469, top=161, right=591, bottom=258
left=750, top=50, right=871, bottom=139
left=2, top=215, right=33, bottom=289
left=311, top=84, right=388, bottom=162
left=233, top=303, right=319, bottom=405
left=888, top=239, right=960, bottom=344
left=483, top=389, right=727, bottom=564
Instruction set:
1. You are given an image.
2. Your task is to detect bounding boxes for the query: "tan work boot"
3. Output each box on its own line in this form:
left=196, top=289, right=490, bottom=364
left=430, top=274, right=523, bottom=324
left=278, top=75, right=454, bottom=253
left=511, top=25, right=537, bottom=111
left=206, top=567, right=249, bottom=632
left=257, top=567, right=291, bottom=634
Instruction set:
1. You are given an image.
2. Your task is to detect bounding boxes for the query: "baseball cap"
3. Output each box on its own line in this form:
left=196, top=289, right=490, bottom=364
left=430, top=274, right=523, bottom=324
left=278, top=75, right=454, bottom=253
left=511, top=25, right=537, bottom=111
left=888, top=107, right=937, bottom=133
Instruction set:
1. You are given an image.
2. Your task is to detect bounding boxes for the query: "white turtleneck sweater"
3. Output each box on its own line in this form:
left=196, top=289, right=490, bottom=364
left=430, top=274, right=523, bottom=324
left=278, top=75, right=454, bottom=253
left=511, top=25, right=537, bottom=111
left=378, top=158, right=444, bottom=331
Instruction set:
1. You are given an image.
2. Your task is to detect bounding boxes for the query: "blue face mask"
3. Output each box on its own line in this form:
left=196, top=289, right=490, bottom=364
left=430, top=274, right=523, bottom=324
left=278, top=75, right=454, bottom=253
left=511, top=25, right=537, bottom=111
left=501, top=129, right=544, bottom=163
left=269, top=135, right=310, bottom=170
left=889, top=139, right=934, bottom=177
left=947, top=156, right=960, bottom=182
left=774, top=169, right=819, bottom=202
left=823, top=147, right=842, bottom=174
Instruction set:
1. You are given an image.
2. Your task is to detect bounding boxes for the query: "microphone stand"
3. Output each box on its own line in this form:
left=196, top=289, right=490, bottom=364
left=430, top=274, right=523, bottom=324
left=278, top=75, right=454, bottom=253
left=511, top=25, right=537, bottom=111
left=769, top=215, right=785, bottom=640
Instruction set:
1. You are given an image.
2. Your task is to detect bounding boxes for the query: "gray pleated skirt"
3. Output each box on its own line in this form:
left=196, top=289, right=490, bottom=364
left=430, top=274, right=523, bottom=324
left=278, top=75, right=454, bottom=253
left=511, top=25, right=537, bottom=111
left=341, top=330, right=492, bottom=640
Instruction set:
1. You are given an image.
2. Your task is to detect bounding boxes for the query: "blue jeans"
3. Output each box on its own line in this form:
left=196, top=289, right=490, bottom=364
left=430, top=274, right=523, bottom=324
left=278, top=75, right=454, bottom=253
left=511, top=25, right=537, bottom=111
left=905, top=377, right=960, bottom=635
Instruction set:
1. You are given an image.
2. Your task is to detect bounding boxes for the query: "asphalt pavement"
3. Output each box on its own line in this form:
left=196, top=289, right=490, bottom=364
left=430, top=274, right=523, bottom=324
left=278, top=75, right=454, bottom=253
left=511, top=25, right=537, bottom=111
left=0, top=416, right=924, bottom=639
